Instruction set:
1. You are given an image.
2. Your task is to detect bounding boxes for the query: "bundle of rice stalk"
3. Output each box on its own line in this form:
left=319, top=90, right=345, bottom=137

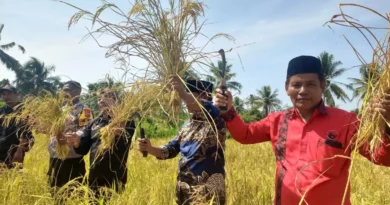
left=326, top=4, right=390, bottom=153
left=95, top=81, right=162, bottom=158
left=2, top=91, right=74, bottom=159
left=60, top=0, right=234, bottom=124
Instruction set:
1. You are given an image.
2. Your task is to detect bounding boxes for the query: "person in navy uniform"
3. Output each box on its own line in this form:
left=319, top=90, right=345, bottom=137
left=67, top=88, right=136, bottom=204
left=0, top=84, right=34, bottom=169
left=47, top=80, right=94, bottom=198
left=137, top=75, right=226, bottom=205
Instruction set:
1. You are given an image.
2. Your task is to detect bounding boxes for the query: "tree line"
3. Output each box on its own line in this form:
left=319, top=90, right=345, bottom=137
left=1, top=23, right=372, bottom=118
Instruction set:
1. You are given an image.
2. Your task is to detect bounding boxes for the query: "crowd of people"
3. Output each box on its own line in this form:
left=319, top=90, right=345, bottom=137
left=1, top=55, right=390, bottom=205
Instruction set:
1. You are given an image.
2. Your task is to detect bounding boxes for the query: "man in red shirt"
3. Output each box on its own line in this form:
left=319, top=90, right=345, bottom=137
left=214, top=55, right=390, bottom=205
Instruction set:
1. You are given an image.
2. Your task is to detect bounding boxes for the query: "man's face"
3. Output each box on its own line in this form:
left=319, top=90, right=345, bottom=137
left=1, top=90, right=19, bottom=105
left=97, top=93, right=116, bottom=111
left=186, top=91, right=210, bottom=112
left=62, top=84, right=79, bottom=99
left=285, top=73, right=325, bottom=111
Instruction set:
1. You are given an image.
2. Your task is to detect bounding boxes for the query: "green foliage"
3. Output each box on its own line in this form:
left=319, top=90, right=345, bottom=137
left=241, top=108, right=264, bottom=123
left=81, top=77, right=124, bottom=117
left=0, top=24, right=25, bottom=71
left=319, top=51, right=351, bottom=107
left=205, top=60, right=242, bottom=94
left=14, top=57, right=62, bottom=96
left=0, top=79, right=10, bottom=87
left=139, top=113, right=189, bottom=139
left=256, top=85, right=281, bottom=116
left=142, top=119, right=179, bottom=138
left=349, top=64, right=381, bottom=102
left=0, top=79, right=10, bottom=108
left=233, top=96, right=245, bottom=114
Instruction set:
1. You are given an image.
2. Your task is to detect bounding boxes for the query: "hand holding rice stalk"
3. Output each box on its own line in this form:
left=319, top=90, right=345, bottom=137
left=61, top=0, right=234, bottom=124
left=2, top=91, right=74, bottom=159
left=325, top=6, right=390, bottom=204
left=326, top=4, right=390, bottom=153
left=94, top=82, right=161, bottom=158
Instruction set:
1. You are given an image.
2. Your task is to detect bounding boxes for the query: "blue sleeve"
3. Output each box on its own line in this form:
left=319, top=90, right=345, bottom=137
left=201, top=100, right=220, bottom=119
left=157, top=135, right=181, bottom=160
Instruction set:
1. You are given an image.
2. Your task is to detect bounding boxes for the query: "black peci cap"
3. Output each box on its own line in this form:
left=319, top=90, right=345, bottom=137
left=286, top=55, right=324, bottom=80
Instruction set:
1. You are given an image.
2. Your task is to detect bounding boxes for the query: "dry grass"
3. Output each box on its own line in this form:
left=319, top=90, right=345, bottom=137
left=325, top=5, right=390, bottom=204
left=0, top=137, right=389, bottom=205
left=60, top=0, right=234, bottom=124
left=326, top=4, right=390, bottom=153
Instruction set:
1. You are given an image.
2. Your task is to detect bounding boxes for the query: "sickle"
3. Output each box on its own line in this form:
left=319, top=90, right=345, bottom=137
left=130, top=112, right=147, bottom=157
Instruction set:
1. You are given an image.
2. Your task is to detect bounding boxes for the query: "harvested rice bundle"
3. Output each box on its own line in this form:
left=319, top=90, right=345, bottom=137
left=61, top=0, right=234, bottom=124
left=326, top=4, right=390, bottom=152
left=2, top=91, right=73, bottom=159
left=95, top=81, right=162, bottom=157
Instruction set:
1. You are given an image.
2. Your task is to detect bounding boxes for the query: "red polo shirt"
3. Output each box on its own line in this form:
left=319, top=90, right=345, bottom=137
left=224, top=104, right=390, bottom=205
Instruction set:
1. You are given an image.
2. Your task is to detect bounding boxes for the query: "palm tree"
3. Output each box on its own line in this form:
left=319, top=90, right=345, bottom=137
left=205, top=60, right=242, bottom=94
left=349, top=64, right=380, bottom=102
left=0, top=24, right=25, bottom=70
left=15, top=57, right=61, bottom=95
left=82, top=77, right=124, bottom=116
left=246, top=94, right=259, bottom=110
left=233, top=96, right=245, bottom=114
left=183, top=70, right=200, bottom=80
left=319, top=51, right=350, bottom=107
left=256, top=85, right=281, bottom=116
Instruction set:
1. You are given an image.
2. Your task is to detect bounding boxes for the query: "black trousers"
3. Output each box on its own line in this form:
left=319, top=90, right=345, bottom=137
left=47, top=157, right=86, bottom=195
left=88, top=175, right=126, bottom=205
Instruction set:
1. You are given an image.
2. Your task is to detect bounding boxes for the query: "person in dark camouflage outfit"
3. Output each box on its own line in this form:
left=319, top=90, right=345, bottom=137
left=138, top=75, right=226, bottom=205
left=0, top=84, right=34, bottom=170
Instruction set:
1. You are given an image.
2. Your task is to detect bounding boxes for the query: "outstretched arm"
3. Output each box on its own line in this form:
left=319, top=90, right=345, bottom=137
left=214, top=89, right=272, bottom=144
left=137, top=134, right=181, bottom=159
left=69, top=120, right=94, bottom=155
left=349, top=110, right=390, bottom=166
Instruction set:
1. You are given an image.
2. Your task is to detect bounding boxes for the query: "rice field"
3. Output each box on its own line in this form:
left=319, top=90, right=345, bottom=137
left=0, top=137, right=389, bottom=205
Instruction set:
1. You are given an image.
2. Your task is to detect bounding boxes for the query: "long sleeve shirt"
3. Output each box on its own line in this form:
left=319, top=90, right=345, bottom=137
left=223, top=102, right=390, bottom=205
left=158, top=101, right=227, bottom=204
left=0, top=104, right=33, bottom=166
left=74, top=116, right=135, bottom=187
left=48, top=103, right=93, bottom=159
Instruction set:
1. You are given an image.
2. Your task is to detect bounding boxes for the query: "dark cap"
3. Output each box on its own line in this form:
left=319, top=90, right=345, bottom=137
left=63, top=80, right=81, bottom=89
left=0, top=84, right=18, bottom=94
left=185, top=80, right=214, bottom=93
left=287, top=55, right=324, bottom=79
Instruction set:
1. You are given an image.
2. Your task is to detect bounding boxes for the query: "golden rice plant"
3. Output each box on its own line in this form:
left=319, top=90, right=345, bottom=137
left=60, top=0, right=234, bottom=124
left=95, top=81, right=163, bottom=158
left=2, top=91, right=74, bottom=159
left=326, top=3, right=390, bottom=153
left=325, top=4, right=390, bottom=204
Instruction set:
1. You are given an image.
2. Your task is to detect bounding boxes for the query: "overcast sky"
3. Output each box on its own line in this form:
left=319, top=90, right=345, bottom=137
left=1, top=0, right=389, bottom=111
